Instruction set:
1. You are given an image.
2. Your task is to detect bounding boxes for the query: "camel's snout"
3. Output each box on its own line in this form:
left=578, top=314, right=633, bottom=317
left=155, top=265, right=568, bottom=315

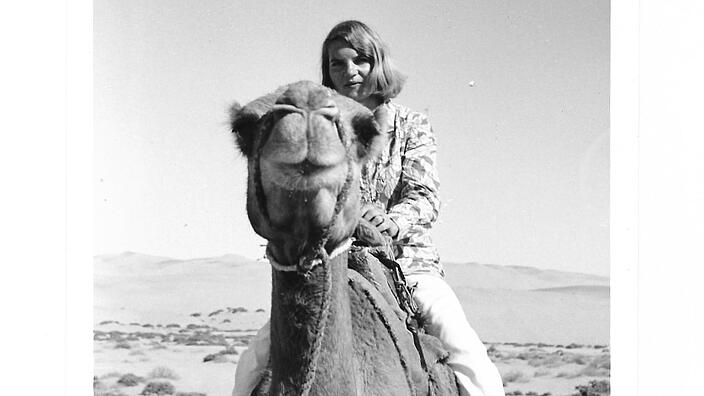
left=263, top=86, right=346, bottom=168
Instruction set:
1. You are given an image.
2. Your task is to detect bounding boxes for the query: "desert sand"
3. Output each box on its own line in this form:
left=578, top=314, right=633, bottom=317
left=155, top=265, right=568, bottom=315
left=94, top=252, right=609, bottom=396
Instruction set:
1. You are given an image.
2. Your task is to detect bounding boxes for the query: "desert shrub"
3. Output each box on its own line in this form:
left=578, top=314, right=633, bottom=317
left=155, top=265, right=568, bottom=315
left=203, top=353, right=229, bottom=363
left=203, top=345, right=240, bottom=363
left=579, top=354, right=610, bottom=377
left=563, top=353, right=588, bottom=365
left=185, top=332, right=227, bottom=346
left=526, top=392, right=539, bottom=396
left=527, top=353, right=561, bottom=367
left=166, top=323, right=180, bottom=328
left=117, top=373, right=144, bottom=386
left=149, top=342, right=168, bottom=350
left=114, top=341, right=132, bottom=349
left=141, top=381, right=175, bottom=395
left=134, top=332, right=161, bottom=339
left=502, top=370, right=529, bottom=383
left=566, top=343, right=583, bottom=349
left=149, top=366, right=180, bottom=380
left=209, top=309, right=224, bottom=317
left=142, top=324, right=154, bottom=328
left=255, top=308, right=266, bottom=312
left=228, top=306, right=248, bottom=313
left=130, top=322, right=140, bottom=326
left=99, top=320, right=118, bottom=325
left=556, top=371, right=577, bottom=378
left=573, top=379, right=610, bottom=395
left=186, top=324, right=210, bottom=330
left=222, top=319, right=232, bottom=323
left=190, top=312, right=201, bottom=317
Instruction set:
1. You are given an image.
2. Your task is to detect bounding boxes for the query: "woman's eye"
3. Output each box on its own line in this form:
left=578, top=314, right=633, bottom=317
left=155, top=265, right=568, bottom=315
left=355, top=57, right=370, bottom=65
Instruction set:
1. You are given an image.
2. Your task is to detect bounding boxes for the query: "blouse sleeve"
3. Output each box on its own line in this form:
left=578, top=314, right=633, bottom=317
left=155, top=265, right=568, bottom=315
left=387, top=113, right=441, bottom=240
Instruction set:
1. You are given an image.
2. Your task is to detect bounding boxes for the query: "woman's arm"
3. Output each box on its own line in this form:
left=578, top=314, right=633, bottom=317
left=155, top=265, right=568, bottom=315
left=387, top=113, right=441, bottom=240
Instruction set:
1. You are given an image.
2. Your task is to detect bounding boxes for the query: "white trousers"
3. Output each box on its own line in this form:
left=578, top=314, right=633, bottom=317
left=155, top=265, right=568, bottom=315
left=232, top=273, right=505, bottom=396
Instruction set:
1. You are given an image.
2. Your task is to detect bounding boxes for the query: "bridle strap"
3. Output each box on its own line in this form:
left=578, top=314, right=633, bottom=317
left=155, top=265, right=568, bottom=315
left=254, top=104, right=354, bottom=276
left=267, top=238, right=353, bottom=272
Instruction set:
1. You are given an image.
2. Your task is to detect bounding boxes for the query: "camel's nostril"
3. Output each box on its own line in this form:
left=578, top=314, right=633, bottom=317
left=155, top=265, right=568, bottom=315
left=314, top=101, right=339, bottom=120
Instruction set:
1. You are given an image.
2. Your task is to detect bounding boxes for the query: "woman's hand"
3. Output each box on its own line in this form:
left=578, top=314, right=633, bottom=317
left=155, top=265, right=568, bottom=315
left=361, top=203, right=399, bottom=238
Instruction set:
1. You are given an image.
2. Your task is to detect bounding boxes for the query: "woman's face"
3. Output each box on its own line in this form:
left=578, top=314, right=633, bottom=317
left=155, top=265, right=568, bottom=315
left=327, top=39, right=377, bottom=108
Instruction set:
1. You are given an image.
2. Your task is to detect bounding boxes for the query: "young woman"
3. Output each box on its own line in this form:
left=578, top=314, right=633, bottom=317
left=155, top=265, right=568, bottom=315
left=234, top=20, right=505, bottom=396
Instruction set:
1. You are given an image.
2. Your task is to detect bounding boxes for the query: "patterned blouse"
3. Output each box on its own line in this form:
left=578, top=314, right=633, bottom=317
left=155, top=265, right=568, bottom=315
left=360, top=101, right=443, bottom=277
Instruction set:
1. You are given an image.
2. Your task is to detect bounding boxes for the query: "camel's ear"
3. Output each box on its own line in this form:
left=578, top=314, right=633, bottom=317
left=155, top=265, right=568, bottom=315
left=351, top=106, right=387, bottom=161
left=230, top=85, right=288, bottom=156
left=229, top=89, right=285, bottom=156
left=229, top=102, right=260, bottom=156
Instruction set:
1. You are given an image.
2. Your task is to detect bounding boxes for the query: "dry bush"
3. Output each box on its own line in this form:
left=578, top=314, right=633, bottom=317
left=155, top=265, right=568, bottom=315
left=117, top=373, right=144, bottom=387
left=203, top=353, right=229, bottom=363
left=502, top=370, right=530, bottom=383
left=141, top=381, right=175, bottom=395
left=573, top=379, right=610, bottom=395
left=562, top=353, right=588, bottom=365
left=527, top=353, right=561, bottom=367
left=149, top=366, right=180, bottom=380
left=114, top=341, right=132, bottom=349
left=579, top=354, right=610, bottom=377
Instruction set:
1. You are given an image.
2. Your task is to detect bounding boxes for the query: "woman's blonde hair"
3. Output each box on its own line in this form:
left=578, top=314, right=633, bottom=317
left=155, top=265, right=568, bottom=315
left=321, top=20, right=406, bottom=102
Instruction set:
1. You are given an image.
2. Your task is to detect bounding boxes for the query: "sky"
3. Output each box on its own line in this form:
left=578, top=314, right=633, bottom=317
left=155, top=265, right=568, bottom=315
left=94, top=0, right=610, bottom=276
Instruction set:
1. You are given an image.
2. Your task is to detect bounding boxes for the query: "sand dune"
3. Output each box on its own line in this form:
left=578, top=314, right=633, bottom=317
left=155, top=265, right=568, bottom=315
left=95, top=252, right=609, bottom=345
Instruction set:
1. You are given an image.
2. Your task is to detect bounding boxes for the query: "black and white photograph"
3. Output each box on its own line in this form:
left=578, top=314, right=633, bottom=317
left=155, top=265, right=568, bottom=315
left=92, top=1, right=609, bottom=395
left=6, top=1, right=703, bottom=396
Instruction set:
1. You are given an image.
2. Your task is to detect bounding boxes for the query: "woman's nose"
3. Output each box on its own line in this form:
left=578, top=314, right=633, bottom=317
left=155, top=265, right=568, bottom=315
left=344, top=62, right=358, bottom=76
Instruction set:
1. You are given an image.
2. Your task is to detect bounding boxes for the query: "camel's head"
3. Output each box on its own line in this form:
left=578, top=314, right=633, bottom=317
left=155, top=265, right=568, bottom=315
left=230, top=81, right=387, bottom=265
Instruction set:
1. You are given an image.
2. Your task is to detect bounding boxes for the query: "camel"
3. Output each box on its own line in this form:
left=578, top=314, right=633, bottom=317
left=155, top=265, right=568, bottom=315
left=230, top=81, right=459, bottom=396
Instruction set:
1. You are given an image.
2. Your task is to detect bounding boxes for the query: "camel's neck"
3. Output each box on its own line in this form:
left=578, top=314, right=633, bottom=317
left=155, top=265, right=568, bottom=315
left=268, top=250, right=359, bottom=395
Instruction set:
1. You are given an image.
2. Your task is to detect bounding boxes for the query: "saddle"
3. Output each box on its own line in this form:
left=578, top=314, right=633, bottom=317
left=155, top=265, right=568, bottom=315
left=349, top=220, right=452, bottom=394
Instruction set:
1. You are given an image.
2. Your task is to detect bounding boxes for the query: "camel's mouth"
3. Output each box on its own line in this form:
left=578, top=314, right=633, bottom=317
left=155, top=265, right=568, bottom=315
left=262, top=159, right=350, bottom=192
